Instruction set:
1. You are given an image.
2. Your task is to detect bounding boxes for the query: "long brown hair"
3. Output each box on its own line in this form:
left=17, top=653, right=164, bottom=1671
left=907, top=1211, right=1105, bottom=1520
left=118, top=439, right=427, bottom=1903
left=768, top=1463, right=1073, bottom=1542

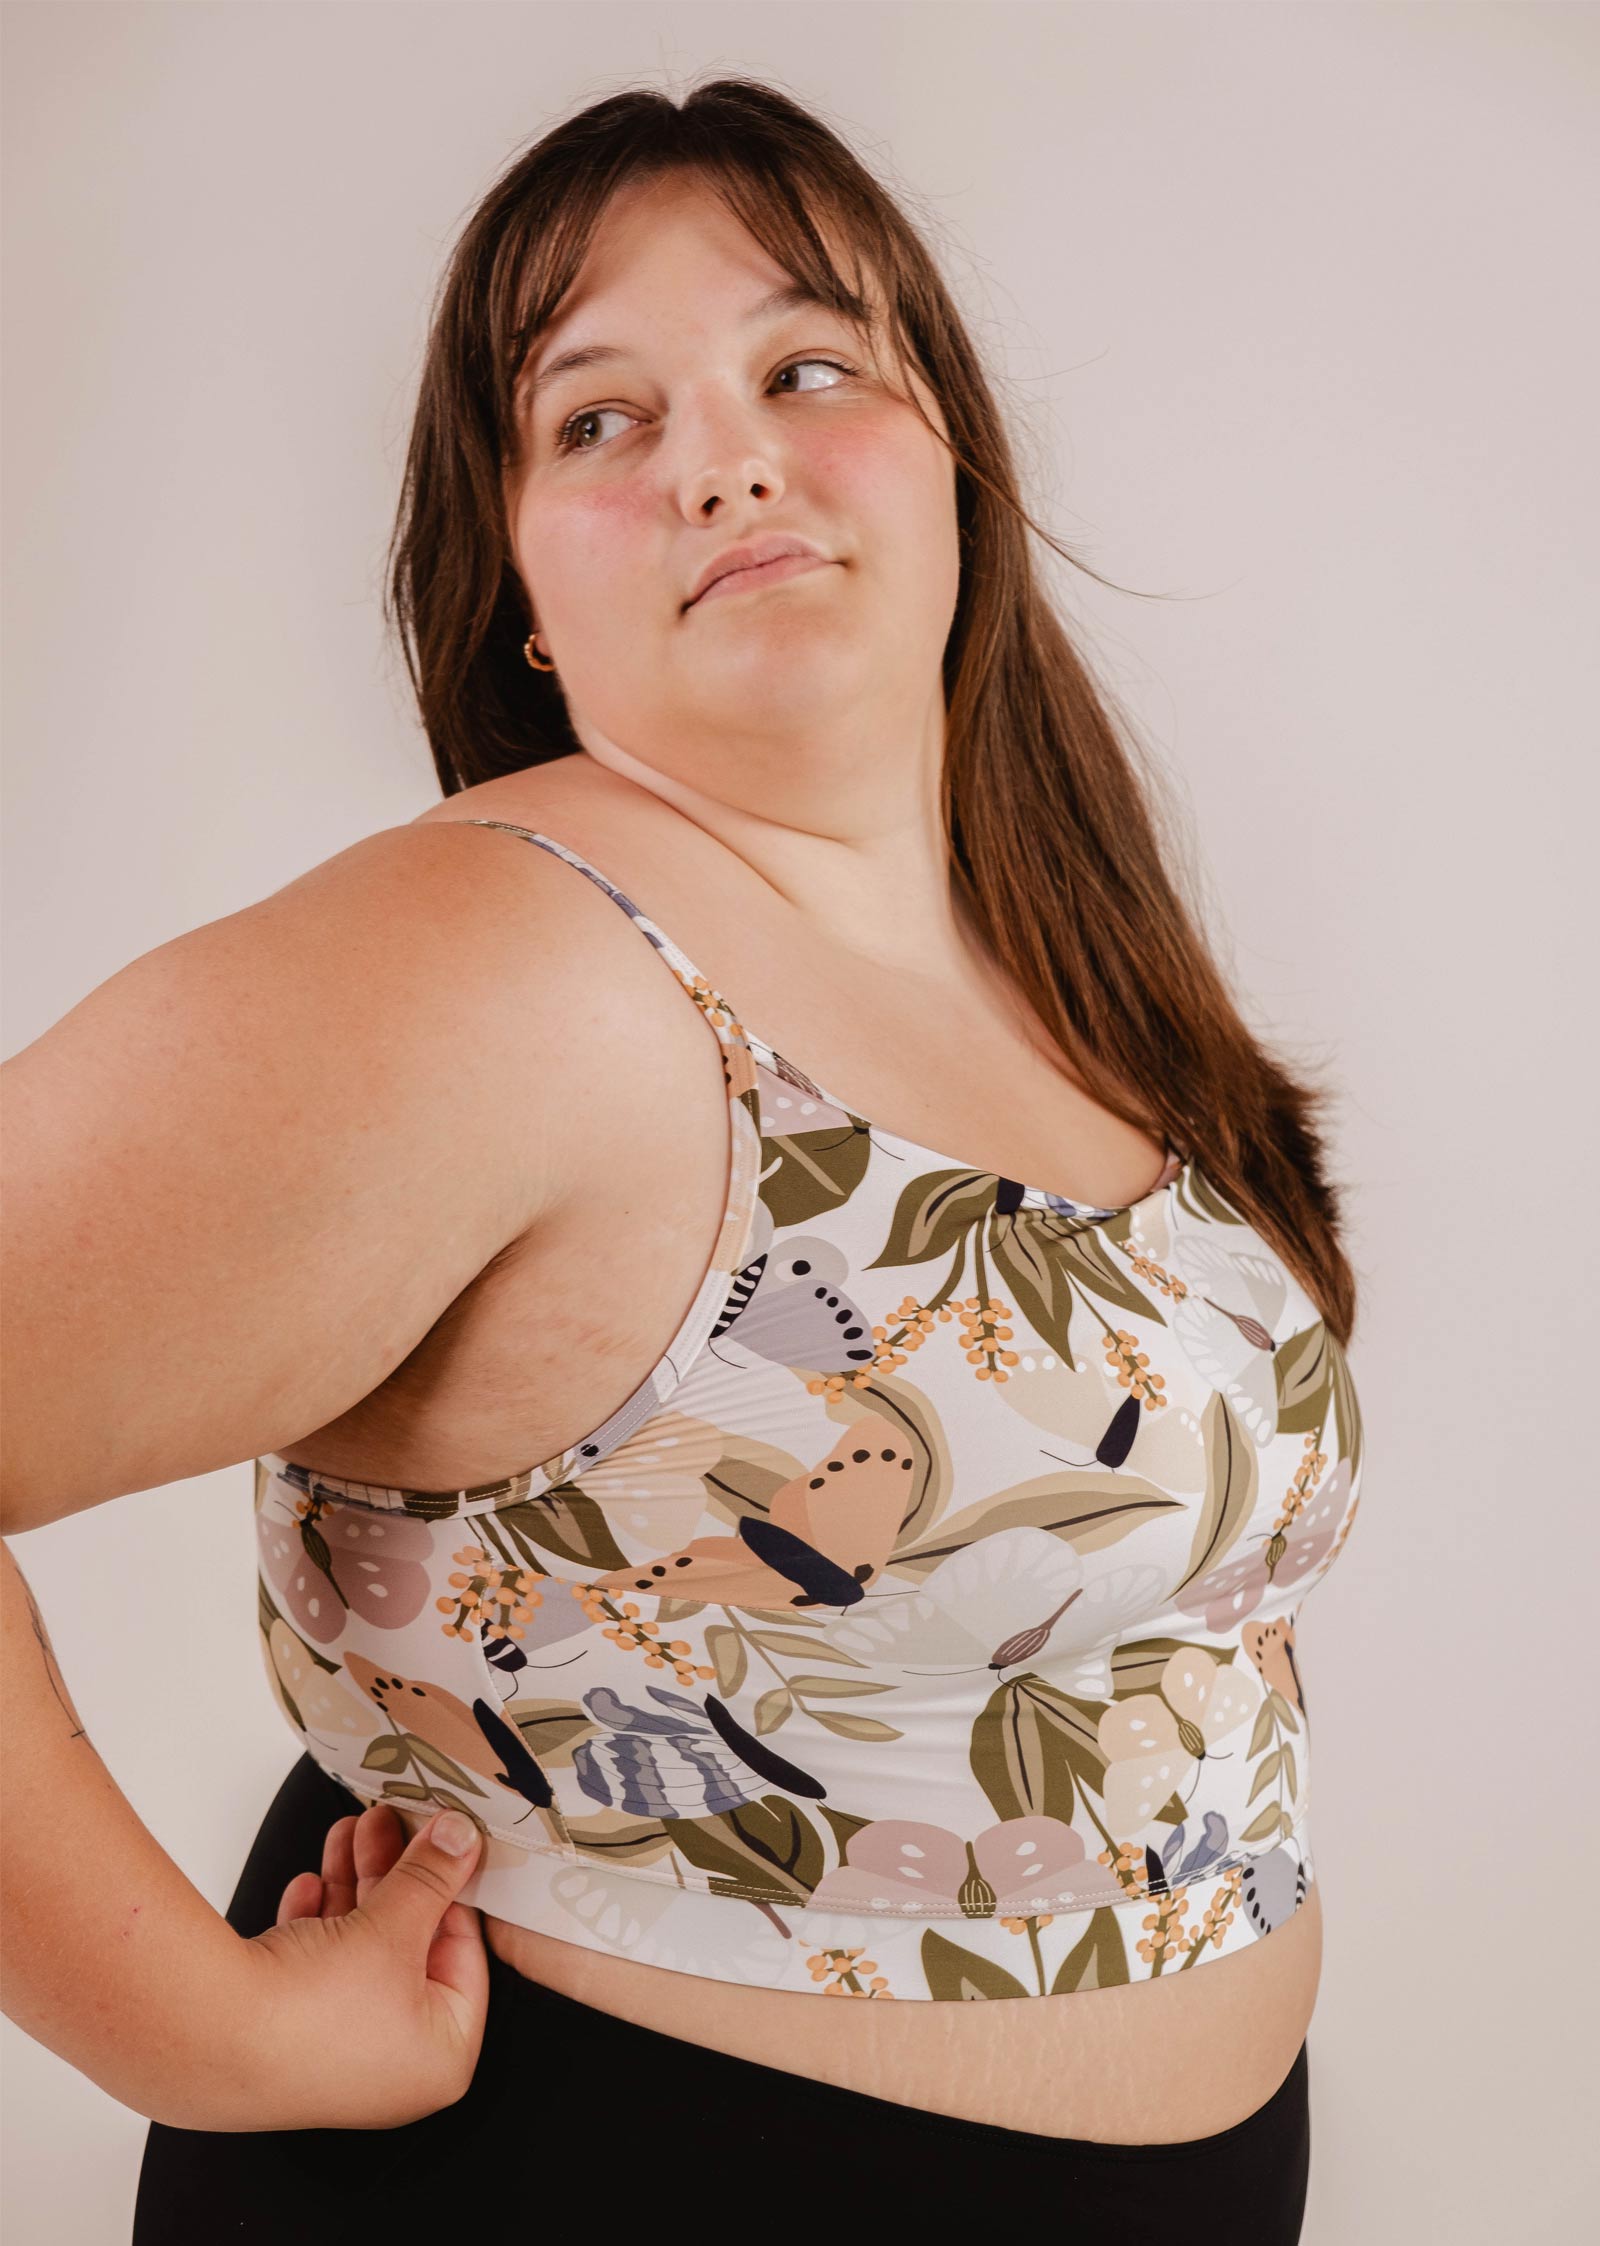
left=384, top=75, right=1361, bottom=1347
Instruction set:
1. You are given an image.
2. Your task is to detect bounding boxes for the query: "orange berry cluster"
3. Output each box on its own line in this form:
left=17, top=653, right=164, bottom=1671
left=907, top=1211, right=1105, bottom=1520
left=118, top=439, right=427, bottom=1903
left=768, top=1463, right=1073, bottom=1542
left=570, top=1584, right=714, bottom=1689
left=805, top=1946, right=893, bottom=1996
left=435, top=1544, right=543, bottom=1644
left=1106, top=1328, right=1167, bottom=1410
left=1272, top=1434, right=1329, bottom=1540
left=1127, top=1251, right=1189, bottom=1302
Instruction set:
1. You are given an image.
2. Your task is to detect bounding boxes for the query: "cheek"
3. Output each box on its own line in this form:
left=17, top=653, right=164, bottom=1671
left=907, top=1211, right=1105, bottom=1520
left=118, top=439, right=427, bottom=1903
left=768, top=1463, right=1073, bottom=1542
left=515, top=484, right=658, bottom=618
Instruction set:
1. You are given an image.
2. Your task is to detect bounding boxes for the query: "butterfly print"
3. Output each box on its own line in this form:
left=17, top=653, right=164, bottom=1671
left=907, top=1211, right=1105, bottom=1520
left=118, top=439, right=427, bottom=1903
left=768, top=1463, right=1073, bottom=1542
left=584, top=1423, right=919, bottom=1612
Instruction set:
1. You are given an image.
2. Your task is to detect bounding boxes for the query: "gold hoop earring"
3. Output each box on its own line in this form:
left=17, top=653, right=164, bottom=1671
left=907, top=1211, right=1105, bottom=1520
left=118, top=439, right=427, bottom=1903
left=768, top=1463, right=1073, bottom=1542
left=523, top=631, right=556, bottom=673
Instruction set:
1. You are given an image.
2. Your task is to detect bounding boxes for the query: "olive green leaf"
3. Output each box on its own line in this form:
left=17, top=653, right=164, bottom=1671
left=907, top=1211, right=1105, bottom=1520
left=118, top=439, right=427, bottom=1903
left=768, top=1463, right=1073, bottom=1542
left=360, top=1731, right=411, bottom=1775
left=970, top=1677, right=1097, bottom=1825
left=920, top=1929, right=1029, bottom=2001
left=565, top=1809, right=675, bottom=1866
left=504, top=1698, right=595, bottom=1765
left=670, top=1796, right=823, bottom=1902
left=1274, top=1322, right=1334, bottom=1434
left=759, top=1109, right=874, bottom=1228
left=1168, top=1391, right=1259, bottom=1600
left=1051, top=1908, right=1131, bottom=1993
left=865, top=1166, right=1004, bottom=1272
left=496, top=1491, right=629, bottom=1574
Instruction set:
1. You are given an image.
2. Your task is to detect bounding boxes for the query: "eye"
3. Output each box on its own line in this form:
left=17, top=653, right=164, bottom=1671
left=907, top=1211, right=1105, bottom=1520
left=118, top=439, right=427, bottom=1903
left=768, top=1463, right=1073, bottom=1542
left=553, top=355, right=857, bottom=456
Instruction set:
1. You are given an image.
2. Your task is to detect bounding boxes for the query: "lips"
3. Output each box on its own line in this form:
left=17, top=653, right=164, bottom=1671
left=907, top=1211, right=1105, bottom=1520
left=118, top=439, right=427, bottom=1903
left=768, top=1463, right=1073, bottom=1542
left=686, top=534, right=831, bottom=608
left=692, top=551, right=832, bottom=605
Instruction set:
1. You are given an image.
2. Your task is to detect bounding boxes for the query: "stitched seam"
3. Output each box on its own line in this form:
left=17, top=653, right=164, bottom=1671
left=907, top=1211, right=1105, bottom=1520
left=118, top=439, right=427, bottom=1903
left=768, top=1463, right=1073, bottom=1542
left=329, top=1775, right=1310, bottom=1914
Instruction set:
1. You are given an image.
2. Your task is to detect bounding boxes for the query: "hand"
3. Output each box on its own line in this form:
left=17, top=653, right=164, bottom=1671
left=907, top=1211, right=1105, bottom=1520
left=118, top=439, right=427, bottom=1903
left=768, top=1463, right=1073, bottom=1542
left=239, top=1800, right=490, bottom=2132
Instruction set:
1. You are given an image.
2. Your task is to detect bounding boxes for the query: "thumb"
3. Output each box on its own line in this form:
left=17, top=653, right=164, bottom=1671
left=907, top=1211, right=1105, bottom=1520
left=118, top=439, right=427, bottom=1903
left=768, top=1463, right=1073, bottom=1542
left=359, top=1808, right=483, bottom=1954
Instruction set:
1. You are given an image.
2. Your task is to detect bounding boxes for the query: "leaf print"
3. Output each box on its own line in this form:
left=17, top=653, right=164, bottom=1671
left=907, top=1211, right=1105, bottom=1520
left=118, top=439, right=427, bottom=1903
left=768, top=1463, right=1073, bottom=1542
left=247, top=835, right=1360, bottom=2002
left=748, top=1627, right=868, bottom=1666
left=970, top=1678, right=1087, bottom=1826
left=705, top=1624, right=748, bottom=1696
left=502, top=1698, right=597, bottom=1765
left=496, top=1490, right=629, bottom=1575
left=1273, top=1322, right=1335, bottom=1433
left=669, top=1796, right=824, bottom=1903
left=1330, top=1337, right=1365, bottom=1482
left=1169, top=1390, right=1261, bottom=1600
left=1051, top=1909, right=1131, bottom=1993
left=562, top=1810, right=676, bottom=1869
left=867, top=1165, right=1004, bottom=1273
left=753, top=1083, right=873, bottom=1226
left=1006, top=1212, right=1159, bottom=1329
left=753, top=1686, right=792, bottom=1734
left=404, top=1736, right=488, bottom=1794
left=892, top=1475, right=1180, bottom=1577
left=810, top=1711, right=903, bottom=1742
left=1173, top=1455, right=1356, bottom=1632
left=920, top=1931, right=1030, bottom=2001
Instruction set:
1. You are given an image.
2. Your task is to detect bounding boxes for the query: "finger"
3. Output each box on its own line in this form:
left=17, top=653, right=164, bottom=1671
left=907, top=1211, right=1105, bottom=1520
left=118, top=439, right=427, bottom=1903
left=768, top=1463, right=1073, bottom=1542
left=351, top=1802, right=407, bottom=1886
left=276, top=1870, right=325, bottom=1927
left=319, top=1815, right=359, bottom=1918
left=426, top=1894, right=489, bottom=2029
left=357, top=1809, right=483, bottom=1961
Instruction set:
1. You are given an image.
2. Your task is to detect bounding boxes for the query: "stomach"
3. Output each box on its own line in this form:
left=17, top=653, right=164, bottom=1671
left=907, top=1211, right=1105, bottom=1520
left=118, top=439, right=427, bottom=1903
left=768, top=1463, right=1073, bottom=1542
left=481, top=1876, right=1322, bottom=2143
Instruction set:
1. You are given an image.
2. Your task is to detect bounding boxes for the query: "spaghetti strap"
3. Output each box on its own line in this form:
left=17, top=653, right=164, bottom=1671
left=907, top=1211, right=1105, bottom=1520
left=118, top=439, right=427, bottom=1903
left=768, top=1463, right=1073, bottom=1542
left=461, top=818, right=749, bottom=1057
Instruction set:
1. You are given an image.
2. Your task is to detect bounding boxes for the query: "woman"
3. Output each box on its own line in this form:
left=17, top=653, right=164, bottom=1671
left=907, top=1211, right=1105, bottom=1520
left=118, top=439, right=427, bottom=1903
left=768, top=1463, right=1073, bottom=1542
left=3, top=78, right=1362, bottom=2237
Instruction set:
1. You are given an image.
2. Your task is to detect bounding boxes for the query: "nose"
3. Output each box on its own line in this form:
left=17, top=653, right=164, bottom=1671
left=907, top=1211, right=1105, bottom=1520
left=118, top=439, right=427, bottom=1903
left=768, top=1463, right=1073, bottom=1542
left=671, top=384, right=789, bottom=522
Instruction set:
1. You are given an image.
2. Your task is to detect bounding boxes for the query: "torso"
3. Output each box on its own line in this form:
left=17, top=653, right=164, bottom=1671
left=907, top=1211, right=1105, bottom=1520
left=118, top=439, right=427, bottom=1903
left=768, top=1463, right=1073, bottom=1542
left=275, top=754, right=1322, bottom=2143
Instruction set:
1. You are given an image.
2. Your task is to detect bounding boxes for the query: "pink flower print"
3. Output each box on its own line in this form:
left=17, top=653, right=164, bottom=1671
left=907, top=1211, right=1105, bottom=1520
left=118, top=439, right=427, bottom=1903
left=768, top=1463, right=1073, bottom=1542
left=257, top=1491, right=432, bottom=1645
left=1172, top=1457, right=1355, bottom=1634
left=809, top=1816, right=1125, bottom=1918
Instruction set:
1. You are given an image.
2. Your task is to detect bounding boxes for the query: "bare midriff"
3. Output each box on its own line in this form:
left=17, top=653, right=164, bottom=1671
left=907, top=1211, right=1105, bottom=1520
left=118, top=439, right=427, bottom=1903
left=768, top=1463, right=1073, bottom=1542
left=481, top=1881, right=1321, bottom=2143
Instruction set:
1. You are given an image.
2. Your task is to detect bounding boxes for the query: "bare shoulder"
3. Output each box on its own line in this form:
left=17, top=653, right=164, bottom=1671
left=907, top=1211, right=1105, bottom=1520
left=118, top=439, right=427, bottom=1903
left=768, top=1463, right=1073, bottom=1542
left=0, top=814, right=617, bottom=1526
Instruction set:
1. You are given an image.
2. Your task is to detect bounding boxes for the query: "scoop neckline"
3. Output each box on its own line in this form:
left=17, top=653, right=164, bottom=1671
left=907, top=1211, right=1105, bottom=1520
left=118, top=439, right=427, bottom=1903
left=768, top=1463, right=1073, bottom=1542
left=739, top=1026, right=1186, bottom=1223
left=461, top=818, right=1186, bottom=1225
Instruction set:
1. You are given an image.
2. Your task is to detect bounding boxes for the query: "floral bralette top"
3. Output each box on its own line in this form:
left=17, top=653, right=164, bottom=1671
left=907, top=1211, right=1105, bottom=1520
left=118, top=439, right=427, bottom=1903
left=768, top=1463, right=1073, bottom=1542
left=254, top=821, right=1365, bottom=2002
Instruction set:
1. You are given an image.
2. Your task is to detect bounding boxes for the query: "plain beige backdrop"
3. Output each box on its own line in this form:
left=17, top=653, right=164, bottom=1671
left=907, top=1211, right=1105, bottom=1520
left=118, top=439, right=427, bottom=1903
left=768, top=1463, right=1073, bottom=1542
left=3, top=3, right=1596, bottom=2240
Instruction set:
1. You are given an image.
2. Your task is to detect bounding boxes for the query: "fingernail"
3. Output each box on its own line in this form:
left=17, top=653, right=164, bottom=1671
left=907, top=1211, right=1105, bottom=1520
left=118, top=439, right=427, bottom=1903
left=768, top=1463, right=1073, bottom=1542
left=431, top=1810, right=478, bottom=1857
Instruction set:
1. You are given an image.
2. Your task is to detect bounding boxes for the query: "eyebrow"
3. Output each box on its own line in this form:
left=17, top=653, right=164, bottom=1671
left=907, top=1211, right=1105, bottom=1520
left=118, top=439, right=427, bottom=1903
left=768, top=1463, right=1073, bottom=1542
left=519, top=280, right=841, bottom=408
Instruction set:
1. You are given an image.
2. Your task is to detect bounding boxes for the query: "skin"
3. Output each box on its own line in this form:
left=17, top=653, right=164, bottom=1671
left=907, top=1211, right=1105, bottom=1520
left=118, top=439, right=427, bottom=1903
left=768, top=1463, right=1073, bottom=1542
left=290, top=172, right=1324, bottom=2143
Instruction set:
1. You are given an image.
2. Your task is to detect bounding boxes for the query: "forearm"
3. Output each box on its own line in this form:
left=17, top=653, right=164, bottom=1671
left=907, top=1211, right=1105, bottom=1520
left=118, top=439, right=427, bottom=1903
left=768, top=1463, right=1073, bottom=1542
left=0, top=1533, right=270, bottom=2128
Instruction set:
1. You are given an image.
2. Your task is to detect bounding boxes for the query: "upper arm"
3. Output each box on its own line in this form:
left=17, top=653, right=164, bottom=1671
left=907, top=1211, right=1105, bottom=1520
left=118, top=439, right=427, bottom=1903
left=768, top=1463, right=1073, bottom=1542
left=0, top=823, right=579, bottom=1531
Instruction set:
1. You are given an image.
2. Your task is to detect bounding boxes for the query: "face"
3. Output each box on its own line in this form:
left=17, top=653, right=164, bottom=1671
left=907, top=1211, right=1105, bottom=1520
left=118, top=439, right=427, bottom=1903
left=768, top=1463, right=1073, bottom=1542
left=503, top=172, right=961, bottom=808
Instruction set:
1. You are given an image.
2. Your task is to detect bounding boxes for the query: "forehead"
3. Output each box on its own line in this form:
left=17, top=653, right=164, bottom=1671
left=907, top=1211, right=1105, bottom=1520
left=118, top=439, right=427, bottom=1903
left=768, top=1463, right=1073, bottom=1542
left=514, top=176, right=878, bottom=406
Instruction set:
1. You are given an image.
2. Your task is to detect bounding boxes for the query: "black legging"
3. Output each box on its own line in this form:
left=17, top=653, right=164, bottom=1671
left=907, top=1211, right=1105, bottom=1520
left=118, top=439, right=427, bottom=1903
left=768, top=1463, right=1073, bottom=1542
left=133, top=1755, right=1311, bottom=2242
